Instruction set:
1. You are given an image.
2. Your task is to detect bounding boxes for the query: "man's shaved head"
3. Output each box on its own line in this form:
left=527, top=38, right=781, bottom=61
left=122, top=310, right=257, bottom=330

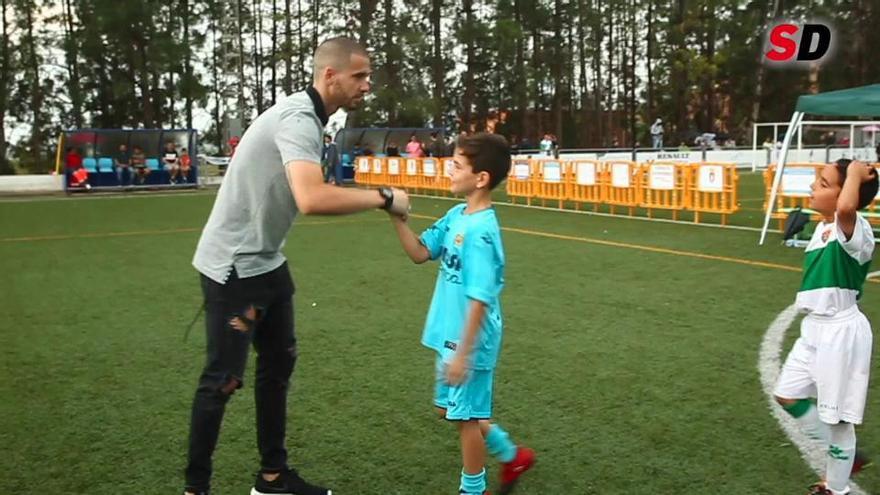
left=314, top=37, right=369, bottom=78
left=312, top=37, right=372, bottom=112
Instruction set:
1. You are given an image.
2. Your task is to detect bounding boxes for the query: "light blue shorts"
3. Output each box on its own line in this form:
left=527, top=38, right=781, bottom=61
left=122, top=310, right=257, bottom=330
left=433, top=355, right=494, bottom=421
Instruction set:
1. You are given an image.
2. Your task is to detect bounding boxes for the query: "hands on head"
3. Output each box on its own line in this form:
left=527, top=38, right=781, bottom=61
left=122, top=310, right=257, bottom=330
left=848, top=160, right=877, bottom=183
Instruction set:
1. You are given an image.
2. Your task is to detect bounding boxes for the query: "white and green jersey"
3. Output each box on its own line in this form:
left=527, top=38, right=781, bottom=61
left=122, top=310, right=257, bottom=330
left=796, top=213, right=874, bottom=316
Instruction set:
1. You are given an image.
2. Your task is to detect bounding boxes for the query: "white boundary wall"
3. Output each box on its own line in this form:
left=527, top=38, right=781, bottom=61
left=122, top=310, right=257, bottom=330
left=0, top=174, right=64, bottom=193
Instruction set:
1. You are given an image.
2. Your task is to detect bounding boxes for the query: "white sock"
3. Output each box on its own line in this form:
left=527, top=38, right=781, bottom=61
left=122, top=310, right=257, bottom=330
left=787, top=400, right=831, bottom=447
left=825, top=422, right=856, bottom=494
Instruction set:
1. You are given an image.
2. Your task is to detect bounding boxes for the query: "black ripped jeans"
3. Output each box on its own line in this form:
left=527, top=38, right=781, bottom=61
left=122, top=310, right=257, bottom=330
left=185, top=262, right=297, bottom=492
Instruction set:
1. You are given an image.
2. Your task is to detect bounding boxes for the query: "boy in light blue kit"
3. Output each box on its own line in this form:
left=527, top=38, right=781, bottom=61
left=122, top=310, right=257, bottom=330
left=389, top=133, right=534, bottom=495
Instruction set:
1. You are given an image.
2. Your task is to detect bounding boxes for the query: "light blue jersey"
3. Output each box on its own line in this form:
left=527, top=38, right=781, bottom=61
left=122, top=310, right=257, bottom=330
left=419, top=204, right=505, bottom=370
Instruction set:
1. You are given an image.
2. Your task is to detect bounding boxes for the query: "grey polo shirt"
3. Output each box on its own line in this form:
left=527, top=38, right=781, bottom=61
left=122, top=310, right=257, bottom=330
left=193, top=87, right=329, bottom=284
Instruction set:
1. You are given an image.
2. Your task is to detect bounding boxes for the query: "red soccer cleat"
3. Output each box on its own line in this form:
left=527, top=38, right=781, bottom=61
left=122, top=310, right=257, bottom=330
left=852, top=449, right=871, bottom=477
left=498, top=446, right=535, bottom=495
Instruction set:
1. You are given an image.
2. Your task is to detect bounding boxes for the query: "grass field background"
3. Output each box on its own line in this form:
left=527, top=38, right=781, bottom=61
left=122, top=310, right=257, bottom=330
left=1, top=171, right=878, bottom=494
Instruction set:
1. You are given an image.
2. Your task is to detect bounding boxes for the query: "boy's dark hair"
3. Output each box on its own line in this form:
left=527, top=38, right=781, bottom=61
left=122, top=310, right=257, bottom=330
left=835, top=158, right=879, bottom=210
left=456, top=132, right=511, bottom=190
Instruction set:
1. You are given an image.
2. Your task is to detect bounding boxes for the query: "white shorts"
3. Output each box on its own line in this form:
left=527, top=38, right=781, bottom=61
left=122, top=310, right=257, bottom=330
left=774, top=305, right=873, bottom=424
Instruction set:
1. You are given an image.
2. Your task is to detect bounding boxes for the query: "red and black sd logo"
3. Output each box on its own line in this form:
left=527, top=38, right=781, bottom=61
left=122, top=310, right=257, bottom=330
left=765, top=23, right=832, bottom=63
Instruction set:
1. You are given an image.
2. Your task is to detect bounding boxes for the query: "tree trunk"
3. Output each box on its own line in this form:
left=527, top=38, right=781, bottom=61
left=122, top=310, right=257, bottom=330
left=211, top=0, right=223, bottom=151
left=566, top=4, right=576, bottom=146
left=671, top=0, right=687, bottom=143
left=606, top=2, right=614, bottom=146
left=350, top=0, right=378, bottom=127
left=358, top=0, right=379, bottom=47
left=577, top=0, right=589, bottom=146
left=461, top=0, right=475, bottom=131
left=236, top=0, right=246, bottom=122
left=24, top=2, right=44, bottom=166
left=513, top=0, right=527, bottom=140
left=271, top=0, right=277, bottom=104
left=430, top=0, right=443, bottom=127
left=62, top=0, right=83, bottom=128
left=165, top=0, right=176, bottom=129
left=531, top=26, right=542, bottom=139
left=182, top=0, right=193, bottom=128
left=629, top=0, right=636, bottom=146
left=646, top=0, right=654, bottom=121
left=296, top=0, right=305, bottom=86
left=312, top=0, right=318, bottom=57
left=751, top=0, right=783, bottom=124
left=593, top=0, right=603, bottom=146
left=383, top=0, right=398, bottom=125
left=284, top=0, right=292, bottom=94
left=0, top=0, right=10, bottom=173
left=95, top=40, right=112, bottom=127
left=551, top=0, right=563, bottom=143
left=699, top=1, right=715, bottom=133
left=125, top=39, right=139, bottom=126
left=153, top=68, right=165, bottom=128
left=852, top=0, right=866, bottom=85
left=253, top=0, right=264, bottom=114
left=134, top=39, right=154, bottom=126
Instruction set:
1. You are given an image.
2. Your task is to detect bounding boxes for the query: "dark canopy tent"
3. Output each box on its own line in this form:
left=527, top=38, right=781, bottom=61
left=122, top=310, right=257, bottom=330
left=761, top=84, right=880, bottom=244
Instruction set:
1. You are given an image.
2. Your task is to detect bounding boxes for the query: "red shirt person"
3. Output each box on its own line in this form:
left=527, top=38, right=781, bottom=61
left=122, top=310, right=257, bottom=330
left=65, top=147, right=83, bottom=170
left=65, top=147, right=90, bottom=189
left=228, top=136, right=241, bottom=157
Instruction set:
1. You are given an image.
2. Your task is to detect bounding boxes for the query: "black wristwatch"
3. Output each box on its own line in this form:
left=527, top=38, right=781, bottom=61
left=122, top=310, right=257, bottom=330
left=378, top=187, right=394, bottom=210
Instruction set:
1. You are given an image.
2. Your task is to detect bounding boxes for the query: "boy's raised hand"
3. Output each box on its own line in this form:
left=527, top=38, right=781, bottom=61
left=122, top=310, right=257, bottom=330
left=848, top=160, right=877, bottom=182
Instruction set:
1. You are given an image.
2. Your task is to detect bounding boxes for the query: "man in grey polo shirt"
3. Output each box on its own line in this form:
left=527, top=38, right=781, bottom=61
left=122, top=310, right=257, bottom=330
left=184, top=37, right=409, bottom=495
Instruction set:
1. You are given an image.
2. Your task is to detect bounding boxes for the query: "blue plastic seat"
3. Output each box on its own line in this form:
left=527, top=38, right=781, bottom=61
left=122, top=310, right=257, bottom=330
left=97, top=157, right=114, bottom=172
left=82, top=157, right=98, bottom=173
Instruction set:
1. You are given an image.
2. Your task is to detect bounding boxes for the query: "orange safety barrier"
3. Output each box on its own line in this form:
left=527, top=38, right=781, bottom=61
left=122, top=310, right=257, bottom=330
left=385, top=157, right=403, bottom=187
left=370, top=157, right=386, bottom=186
left=534, top=159, right=567, bottom=208
left=364, top=154, right=754, bottom=228
left=603, top=160, right=639, bottom=216
left=403, top=158, right=422, bottom=191
left=639, top=161, right=688, bottom=220
left=690, top=162, right=739, bottom=225
left=568, top=160, right=603, bottom=211
left=435, top=158, right=454, bottom=195
left=420, top=157, right=440, bottom=192
left=354, top=156, right=371, bottom=185
left=506, top=158, right=534, bottom=205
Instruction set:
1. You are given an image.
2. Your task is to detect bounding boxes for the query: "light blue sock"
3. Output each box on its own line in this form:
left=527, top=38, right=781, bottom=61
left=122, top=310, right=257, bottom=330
left=459, top=468, right=486, bottom=495
left=485, top=424, right=517, bottom=463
